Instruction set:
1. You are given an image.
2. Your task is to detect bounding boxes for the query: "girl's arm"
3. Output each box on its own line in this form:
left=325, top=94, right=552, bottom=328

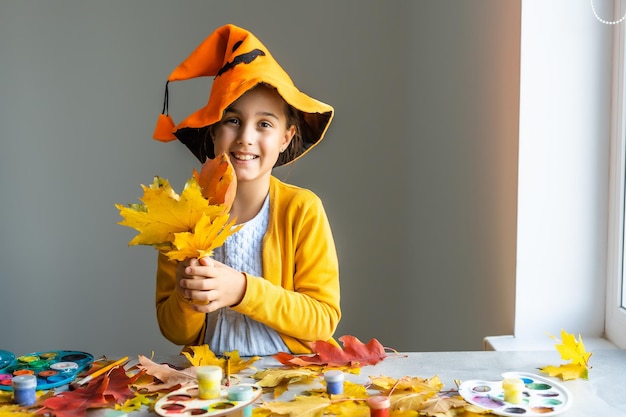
left=232, top=191, right=341, bottom=352
left=155, top=252, right=207, bottom=346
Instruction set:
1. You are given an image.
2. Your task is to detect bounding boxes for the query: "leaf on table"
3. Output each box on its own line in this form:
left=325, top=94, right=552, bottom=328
left=419, top=394, right=468, bottom=417
left=103, top=365, right=145, bottom=403
left=323, top=398, right=371, bottom=416
left=135, top=354, right=196, bottom=392
left=539, top=329, right=592, bottom=380
left=181, top=344, right=220, bottom=366
left=252, top=367, right=318, bottom=397
left=258, top=394, right=331, bottom=417
left=41, top=374, right=113, bottom=417
left=274, top=335, right=388, bottom=368
left=181, top=345, right=260, bottom=374
left=539, top=363, right=588, bottom=381
left=370, top=375, right=443, bottom=395
left=116, top=391, right=157, bottom=412
left=389, top=391, right=435, bottom=412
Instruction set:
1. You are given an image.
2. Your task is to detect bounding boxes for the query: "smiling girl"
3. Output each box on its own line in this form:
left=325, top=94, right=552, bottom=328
left=152, top=25, right=340, bottom=356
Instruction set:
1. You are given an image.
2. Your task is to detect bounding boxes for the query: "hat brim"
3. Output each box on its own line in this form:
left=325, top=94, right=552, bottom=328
left=174, top=79, right=333, bottom=167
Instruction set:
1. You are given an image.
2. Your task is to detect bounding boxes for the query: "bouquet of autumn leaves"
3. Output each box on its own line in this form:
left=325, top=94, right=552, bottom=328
left=115, top=153, right=241, bottom=261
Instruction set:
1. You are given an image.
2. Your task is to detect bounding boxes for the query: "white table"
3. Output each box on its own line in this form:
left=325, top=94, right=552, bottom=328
left=97, top=349, right=626, bottom=416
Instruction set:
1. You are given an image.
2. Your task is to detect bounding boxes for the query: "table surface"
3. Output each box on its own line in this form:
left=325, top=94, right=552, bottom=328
left=91, top=349, right=626, bottom=417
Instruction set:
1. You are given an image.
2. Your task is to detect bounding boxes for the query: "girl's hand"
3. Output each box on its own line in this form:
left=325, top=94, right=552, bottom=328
left=178, top=257, right=247, bottom=313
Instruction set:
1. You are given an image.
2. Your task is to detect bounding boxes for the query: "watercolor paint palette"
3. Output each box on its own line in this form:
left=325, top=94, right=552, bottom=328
left=0, top=350, right=94, bottom=391
left=458, top=372, right=571, bottom=416
left=155, top=383, right=262, bottom=417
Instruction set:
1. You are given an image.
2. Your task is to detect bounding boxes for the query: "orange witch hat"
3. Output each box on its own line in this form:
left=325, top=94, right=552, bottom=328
left=153, top=24, right=334, bottom=166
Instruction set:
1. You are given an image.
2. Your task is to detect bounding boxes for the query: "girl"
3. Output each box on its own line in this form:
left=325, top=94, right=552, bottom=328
left=152, top=24, right=341, bottom=356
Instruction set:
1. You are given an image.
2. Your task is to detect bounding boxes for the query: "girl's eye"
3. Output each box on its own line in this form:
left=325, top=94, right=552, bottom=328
left=260, top=121, right=272, bottom=128
left=224, top=117, right=240, bottom=125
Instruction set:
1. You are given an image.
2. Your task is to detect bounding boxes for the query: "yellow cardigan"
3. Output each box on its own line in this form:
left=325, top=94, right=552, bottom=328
left=155, top=176, right=341, bottom=354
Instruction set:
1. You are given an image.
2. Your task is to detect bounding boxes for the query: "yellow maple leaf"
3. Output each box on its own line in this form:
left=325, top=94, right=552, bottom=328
left=540, top=363, right=588, bottom=381
left=371, top=375, right=443, bottom=395
left=116, top=177, right=225, bottom=246
left=252, top=368, right=318, bottom=388
left=116, top=392, right=156, bottom=412
left=323, top=399, right=371, bottom=416
left=180, top=345, right=260, bottom=374
left=259, top=395, right=331, bottom=417
left=167, top=212, right=242, bottom=261
left=116, top=153, right=239, bottom=261
left=539, top=329, right=592, bottom=380
left=420, top=395, right=468, bottom=416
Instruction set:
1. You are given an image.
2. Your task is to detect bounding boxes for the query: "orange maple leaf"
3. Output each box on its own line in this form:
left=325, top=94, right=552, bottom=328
left=274, top=335, right=388, bottom=368
left=193, top=152, right=237, bottom=208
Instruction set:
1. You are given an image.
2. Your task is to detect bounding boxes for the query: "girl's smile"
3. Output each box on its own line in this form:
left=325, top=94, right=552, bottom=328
left=212, top=85, right=295, bottom=185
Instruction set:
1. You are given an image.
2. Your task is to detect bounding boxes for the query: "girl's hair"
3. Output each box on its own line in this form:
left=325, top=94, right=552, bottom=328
left=275, top=104, right=303, bottom=167
left=203, top=84, right=304, bottom=167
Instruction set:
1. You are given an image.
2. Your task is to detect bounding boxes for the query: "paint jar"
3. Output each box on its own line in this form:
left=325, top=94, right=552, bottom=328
left=227, top=385, right=254, bottom=417
left=324, top=370, right=344, bottom=395
left=196, top=365, right=222, bottom=400
left=367, top=395, right=391, bottom=417
left=12, top=374, right=37, bottom=406
left=502, top=377, right=524, bottom=404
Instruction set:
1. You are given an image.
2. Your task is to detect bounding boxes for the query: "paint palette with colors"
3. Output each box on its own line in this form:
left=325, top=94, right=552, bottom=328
left=0, top=350, right=94, bottom=391
left=458, top=372, right=572, bottom=416
left=155, top=383, right=262, bottom=417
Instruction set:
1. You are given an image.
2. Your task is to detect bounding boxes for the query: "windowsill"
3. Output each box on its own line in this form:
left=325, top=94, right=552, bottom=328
left=483, top=335, right=619, bottom=351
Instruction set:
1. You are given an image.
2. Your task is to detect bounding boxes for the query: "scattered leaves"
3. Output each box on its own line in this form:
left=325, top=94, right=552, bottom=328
left=539, top=329, right=592, bottom=380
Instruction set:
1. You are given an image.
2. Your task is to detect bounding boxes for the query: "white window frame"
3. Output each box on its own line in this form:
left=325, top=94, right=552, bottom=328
left=606, top=0, right=626, bottom=349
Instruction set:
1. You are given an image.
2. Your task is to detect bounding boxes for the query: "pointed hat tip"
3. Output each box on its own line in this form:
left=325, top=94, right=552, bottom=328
left=153, top=114, right=177, bottom=142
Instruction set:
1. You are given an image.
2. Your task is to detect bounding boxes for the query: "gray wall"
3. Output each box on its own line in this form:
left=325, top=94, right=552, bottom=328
left=0, top=0, right=520, bottom=358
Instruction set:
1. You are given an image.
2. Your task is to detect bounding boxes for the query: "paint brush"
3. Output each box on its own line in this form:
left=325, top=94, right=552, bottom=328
left=224, top=354, right=231, bottom=387
left=72, top=356, right=129, bottom=388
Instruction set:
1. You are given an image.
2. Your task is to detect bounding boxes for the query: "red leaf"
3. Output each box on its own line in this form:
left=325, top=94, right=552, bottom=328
left=41, top=375, right=112, bottom=417
left=39, top=365, right=144, bottom=417
left=103, top=365, right=145, bottom=403
left=274, top=335, right=388, bottom=368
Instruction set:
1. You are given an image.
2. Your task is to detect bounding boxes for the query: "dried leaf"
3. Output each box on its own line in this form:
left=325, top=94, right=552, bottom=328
left=166, top=212, right=241, bottom=261
left=274, top=335, right=388, bottom=368
left=116, top=153, right=239, bottom=261
left=259, top=395, right=331, bottom=417
left=41, top=374, right=112, bottom=417
left=252, top=368, right=318, bottom=388
left=135, top=355, right=196, bottom=392
left=420, top=394, right=468, bottom=417
left=181, top=345, right=260, bottom=374
left=370, top=375, right=443, bottom=395
left=116, top=392, right=157, bottom=412
left=193, top=152, right=237, bottom=208
left=539, top=329, right=592, bottom=380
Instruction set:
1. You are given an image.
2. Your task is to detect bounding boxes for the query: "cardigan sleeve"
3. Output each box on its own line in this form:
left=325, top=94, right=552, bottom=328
left=155, top=251, right=207, bottom=346
left=231, top=179, right=341, bottom=353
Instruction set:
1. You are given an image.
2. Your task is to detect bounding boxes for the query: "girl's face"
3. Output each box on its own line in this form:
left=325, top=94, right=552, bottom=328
left=213, top=85, right=295, bottom=185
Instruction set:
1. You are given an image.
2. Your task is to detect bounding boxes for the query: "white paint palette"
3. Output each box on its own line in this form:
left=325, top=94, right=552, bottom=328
left=458, top=372, right=572, bottom=416
left=154, top=383, right=262, bottom=417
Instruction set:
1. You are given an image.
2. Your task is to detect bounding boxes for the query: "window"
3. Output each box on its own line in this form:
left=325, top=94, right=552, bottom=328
left=606, top=0, right=626, bottom=349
